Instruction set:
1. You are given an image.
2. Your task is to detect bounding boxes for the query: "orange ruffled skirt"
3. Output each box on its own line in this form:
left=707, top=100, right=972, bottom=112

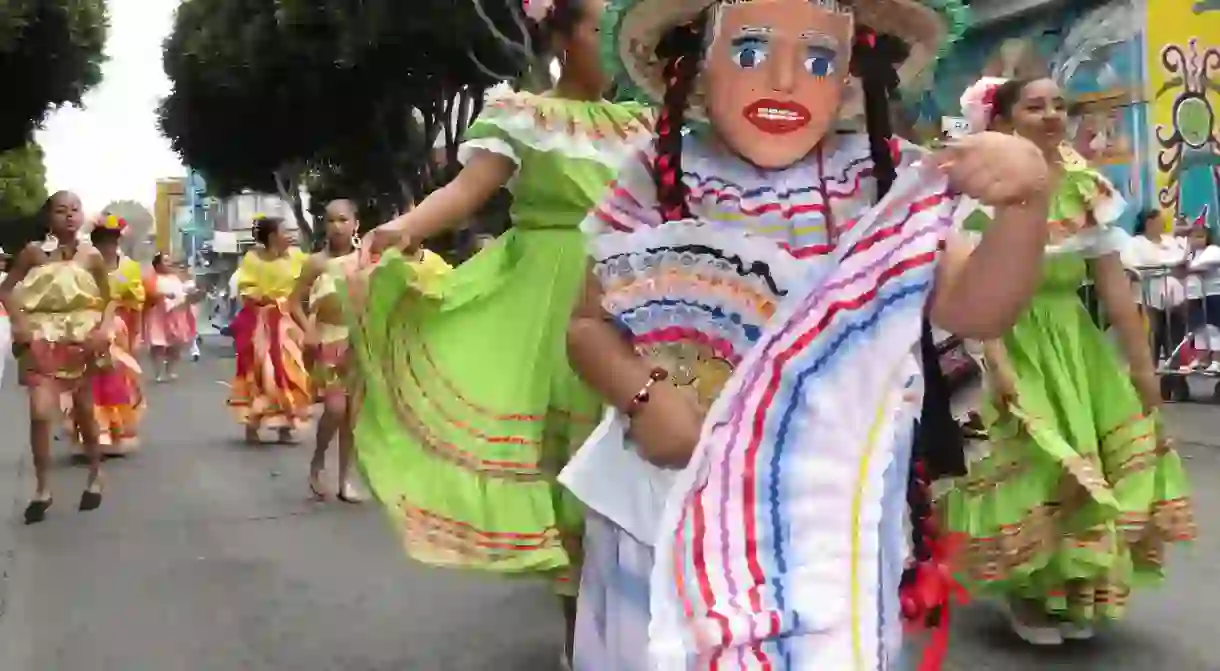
left=227, top=299, right=311, bottom=431
left=58, top=317, right=145, bottom=456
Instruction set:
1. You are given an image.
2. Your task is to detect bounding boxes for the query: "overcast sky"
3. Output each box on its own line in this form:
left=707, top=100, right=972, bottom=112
left=36, top=0, right=184, bottom=215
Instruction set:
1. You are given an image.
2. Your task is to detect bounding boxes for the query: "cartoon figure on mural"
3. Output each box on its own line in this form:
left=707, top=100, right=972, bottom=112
left=1154, top=37, right=1220, bottom=230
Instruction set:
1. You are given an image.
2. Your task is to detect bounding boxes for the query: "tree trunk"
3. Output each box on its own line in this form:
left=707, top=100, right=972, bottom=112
left=273, top=167, right=311, bottom=248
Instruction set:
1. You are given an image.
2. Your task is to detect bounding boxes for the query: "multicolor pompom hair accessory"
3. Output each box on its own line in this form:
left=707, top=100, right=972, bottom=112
left=959, top=76, right=1008, bottom=134
left=99, top=213, right=127, bottom=232
left=522, top=0, right=555, bottom=22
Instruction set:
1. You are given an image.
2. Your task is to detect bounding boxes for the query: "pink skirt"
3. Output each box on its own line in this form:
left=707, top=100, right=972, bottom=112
left=146, top=302, right=193, bottom=348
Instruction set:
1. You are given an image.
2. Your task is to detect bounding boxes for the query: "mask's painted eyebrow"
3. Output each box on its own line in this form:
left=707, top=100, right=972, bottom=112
left=736, top=25, right=773, bottom=37
left=799, top=30, right=840, bottom=49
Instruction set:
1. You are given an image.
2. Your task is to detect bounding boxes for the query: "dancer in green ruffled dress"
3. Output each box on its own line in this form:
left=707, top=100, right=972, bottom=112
left=940, top=77, right=1196, bottom=646
left=352, top=0, right=651, bottom=659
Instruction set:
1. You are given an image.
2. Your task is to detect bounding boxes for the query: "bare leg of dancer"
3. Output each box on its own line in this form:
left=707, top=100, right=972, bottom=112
left=24, top=384, right=57, bottom=524
left=336, top=402, right=363, bottom=503
left=70, top=383, right=104, bottom=511
left=309, top=395, right=342, bottom=499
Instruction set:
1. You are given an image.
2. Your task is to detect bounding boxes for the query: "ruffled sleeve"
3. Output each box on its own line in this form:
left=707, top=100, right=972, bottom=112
left=459, top=89, right=654, bottom=179
left=114, top=258, right=145, bottom=307
left=580, top=144, right=663, bottom=240
left=952, top=161, right=1128, bottom=258
left=288, top=247, right=307, bottom=278
left=458, top=89, right=530, bottom=169
left=1051, top=163, right=1128, bottom=258
left=234, top=251, right=261, bottom=299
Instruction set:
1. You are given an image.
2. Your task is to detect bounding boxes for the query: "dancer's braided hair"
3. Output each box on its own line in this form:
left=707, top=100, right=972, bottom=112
left=652, top=13, right=707, bottom=221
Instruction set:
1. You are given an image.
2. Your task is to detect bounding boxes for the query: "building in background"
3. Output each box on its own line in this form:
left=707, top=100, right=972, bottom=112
left=154, top=177, right=185, bottom=256
left=197, top=191, right=303, bottom=282
left=906, top=0, right=1219, bottom=232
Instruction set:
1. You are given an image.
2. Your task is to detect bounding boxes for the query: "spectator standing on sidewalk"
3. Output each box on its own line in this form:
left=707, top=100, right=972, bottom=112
left=1123, top=209, right=1188, bottom=366
left=1183, top=222, right=1220, bottom=373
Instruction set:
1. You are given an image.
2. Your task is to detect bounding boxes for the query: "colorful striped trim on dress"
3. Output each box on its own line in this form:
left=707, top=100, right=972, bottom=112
left=227, top=300, right=312, bottom=430
left=648, top=167, right=958, bottom=670
left=351, top=287, right=597, bottom=478
left=460, top=89, right=653, bottom=171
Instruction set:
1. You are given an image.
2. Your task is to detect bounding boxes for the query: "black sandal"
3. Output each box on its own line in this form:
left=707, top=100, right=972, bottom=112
left=24, top=498, right=52, bottom=525
left=79, top=488, right=103, bottom=512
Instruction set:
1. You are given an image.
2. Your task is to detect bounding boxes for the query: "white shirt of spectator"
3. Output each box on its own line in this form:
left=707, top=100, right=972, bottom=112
left=1186, top=244, right=1220, bottom=299
left=156, top=274, right=187, bottom=311
left=1122, top=233, right=1187, bottom=309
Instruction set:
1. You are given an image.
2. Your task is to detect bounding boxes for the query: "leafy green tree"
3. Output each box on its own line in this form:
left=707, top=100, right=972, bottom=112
left=159, top=0, right=318, bottom=237
left=0, top=0, right=108, bottom=151
left=160, top=0, right=530, bottom=246
left=0, top=141, right=49, bottom=251
left=0, top=141, right=48, bottom=218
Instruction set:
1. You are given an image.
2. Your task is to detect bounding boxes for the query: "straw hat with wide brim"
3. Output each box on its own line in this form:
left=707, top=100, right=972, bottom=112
left=603, top=0, right=968, bottom=122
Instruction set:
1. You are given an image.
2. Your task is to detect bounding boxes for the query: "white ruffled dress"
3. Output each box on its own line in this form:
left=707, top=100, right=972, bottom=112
left=561, top=133, right=963, bottom=670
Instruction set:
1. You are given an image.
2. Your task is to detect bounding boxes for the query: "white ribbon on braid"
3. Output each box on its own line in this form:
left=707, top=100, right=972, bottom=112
left=959, top=77, right=1008, bottom=135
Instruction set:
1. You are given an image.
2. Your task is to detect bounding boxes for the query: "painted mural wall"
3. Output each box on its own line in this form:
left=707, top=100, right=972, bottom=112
left=909, top=0, right=1219, bottom=232
left=1146, top=0, right=1220, bottom=230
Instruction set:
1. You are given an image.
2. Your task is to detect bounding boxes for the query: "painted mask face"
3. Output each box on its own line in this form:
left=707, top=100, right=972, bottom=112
left=703, top=0, right=853, bottom=168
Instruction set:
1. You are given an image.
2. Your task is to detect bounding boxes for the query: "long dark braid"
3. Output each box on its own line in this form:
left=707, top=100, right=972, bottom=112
left=852, top=26, right=964, bottom=628
left=653, top=14, right=707, bottom=222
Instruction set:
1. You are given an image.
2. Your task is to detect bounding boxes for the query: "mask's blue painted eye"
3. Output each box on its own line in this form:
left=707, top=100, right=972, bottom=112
left=805, top=55, right=833, bottom=76
left=730, top=38, right=768, bottom=69
left=804, top=48, right=836, bottom=77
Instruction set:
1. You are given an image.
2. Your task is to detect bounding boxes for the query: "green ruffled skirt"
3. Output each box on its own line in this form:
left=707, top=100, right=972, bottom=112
left=939, top=287, right=1195, bottom=621
left=348, top=228, right=598, bottom=592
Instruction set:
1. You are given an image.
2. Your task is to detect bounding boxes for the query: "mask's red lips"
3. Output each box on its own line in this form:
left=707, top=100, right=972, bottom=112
left=743, top=99, right=812, bottom=134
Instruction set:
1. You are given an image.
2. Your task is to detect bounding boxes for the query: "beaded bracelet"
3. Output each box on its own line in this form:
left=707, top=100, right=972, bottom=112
left=626, top=367, right=668, bottom=417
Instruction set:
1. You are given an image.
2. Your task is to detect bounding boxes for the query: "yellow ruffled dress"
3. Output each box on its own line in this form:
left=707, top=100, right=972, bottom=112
left=309, top=253, right=358, bottom=404
left=227, top=249, right=312, bottom=431
left=88, top=257, right=147, bottom=454
left=15, top=261, right=105, bottom=389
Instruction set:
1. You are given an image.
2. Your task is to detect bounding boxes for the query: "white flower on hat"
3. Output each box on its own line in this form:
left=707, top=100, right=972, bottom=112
left=959, top=77, right=1009, bottom=134
left=522, top=0, right=555, bottom=22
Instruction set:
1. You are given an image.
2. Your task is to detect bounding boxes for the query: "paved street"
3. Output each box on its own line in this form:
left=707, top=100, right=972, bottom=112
left=0, top=346, right=1218, bottom=670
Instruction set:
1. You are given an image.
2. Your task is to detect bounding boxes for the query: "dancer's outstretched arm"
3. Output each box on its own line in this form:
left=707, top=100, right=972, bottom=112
left=926, top=132, right=1051, bottom=339
left=289, top=254, right=325, bottom=346
left=84, top=247, right=116, bottom=353
left=0, top=244, right=37, bottom=344
left=1093, top=252, right=1159, bottom=412
left=371, top=151, right=515, bottom=251
left=567, top=268, right=703, bottom=468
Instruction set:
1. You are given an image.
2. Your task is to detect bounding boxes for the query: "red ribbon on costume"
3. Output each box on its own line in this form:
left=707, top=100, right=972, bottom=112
left=230, top=301, right=259, bottom=376
left=900, top=532, right=970, bottom=671
left=231, top=299, right=287, bottom=385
